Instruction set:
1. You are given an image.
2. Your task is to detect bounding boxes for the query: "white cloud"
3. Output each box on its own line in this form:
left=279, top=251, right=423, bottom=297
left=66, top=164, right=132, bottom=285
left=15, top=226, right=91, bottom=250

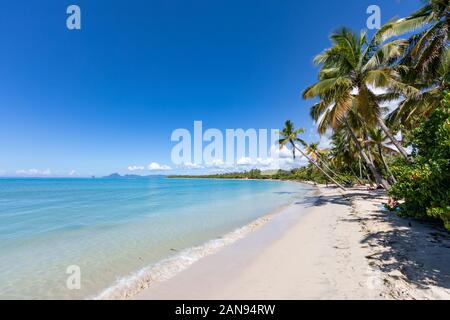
left=16, top=168, right=52, bottom=176
left=227, top=155, right=307, bottom=172
left=317, top=129, right=333, bottom=149
left=368, top=85, right=386, bottom=95
left=270, top=144, right=293, bottom=159
left=128, top=165, right=145, bottom=172
left=237, top=157, right=253, bottom=166
left=172, top=143, right=310, bottom=173
left=367, top=85, right=402, bottom=114
left=148, top=162, right=172, bottom=171
left=203, top=159, right=235, bottom=169
left=179, top=162, right=204, bottom=169
left=68, top=170, right=78, bottom=176
left=318, top=136, right=332, bottom=149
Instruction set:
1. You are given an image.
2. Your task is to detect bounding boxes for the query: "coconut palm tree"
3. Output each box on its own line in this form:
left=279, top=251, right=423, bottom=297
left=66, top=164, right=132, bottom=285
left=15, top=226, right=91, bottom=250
left=366, top=128, right=398, bottom=184
left=278, top=120, right=346, bottom=190
left=304, top=142, right=348, bottom=182
left=307, top=97, right=391, bottom=189
left=387, top=47, right=449, bottom=129
left=329, top=127, right=368, bottom=185
left=380, top=0, right=449, bottom=80
left=329, top=129, right=354, bottom=170
left=303, top=28, right=413, bottom=163
left=305, top=143, right=325, bottom=162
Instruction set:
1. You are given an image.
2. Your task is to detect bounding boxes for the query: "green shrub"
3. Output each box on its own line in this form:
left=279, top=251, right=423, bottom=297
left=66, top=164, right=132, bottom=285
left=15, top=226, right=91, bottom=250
left=389, top=93, right=450, bottom=230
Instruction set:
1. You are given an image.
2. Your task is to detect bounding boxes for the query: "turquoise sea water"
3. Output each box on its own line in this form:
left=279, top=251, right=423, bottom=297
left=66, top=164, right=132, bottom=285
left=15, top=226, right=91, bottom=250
left=0, top=177, right=312, bottom=299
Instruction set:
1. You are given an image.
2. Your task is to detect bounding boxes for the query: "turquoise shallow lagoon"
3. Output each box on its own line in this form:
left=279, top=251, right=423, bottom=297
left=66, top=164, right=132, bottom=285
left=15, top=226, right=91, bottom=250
left=0, top=177, right=312, bottom=299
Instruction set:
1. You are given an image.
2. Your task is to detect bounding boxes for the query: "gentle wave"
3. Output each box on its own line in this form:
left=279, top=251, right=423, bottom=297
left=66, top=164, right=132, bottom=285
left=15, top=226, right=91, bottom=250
left=0, top=178, right=307, bottom=299
left=93, top=208, right=283, bottom=300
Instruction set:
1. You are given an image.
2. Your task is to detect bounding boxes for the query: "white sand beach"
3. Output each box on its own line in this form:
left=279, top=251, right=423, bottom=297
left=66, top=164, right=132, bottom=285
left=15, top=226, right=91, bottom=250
left=134, top=185, right=450, bottom=300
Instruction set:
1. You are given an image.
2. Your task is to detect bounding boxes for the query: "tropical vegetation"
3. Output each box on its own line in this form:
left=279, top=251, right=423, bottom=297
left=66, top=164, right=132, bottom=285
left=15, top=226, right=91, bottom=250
left=388, top=92, right=449, bottom=229
left=177, top=1, right=449, bottom=230
left=289, top=0, right=449, bottom=229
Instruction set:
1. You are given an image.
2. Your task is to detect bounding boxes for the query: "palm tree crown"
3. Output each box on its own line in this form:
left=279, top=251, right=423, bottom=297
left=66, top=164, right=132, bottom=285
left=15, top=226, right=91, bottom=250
left=278, top=121, right=346, bottom=190
left=278, top=120, right=307, bottom=159
left=303, top=27, right=412, bottom=162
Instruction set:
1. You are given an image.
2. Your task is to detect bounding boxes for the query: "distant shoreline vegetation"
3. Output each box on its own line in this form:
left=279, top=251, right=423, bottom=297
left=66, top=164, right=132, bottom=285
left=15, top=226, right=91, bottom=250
left=273, top=0, right=449, bottom=230
left=168, top=168, right=355, bottom=184
left=171, top=1, right=450, bottom=231
left=168, top=170, right=271, bottom=180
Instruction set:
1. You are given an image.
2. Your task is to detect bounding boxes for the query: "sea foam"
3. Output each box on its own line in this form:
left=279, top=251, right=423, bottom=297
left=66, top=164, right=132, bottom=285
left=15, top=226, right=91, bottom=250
left=94, top=212, right=276, bottom=300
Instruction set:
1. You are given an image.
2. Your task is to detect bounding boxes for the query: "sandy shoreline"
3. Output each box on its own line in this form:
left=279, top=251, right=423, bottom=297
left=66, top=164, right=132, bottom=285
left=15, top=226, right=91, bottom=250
left=133, top=185, right=450, bottom=300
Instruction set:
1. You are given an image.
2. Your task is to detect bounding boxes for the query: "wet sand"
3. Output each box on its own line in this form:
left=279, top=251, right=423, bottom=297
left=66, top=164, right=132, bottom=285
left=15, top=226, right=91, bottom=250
left=134, top=185, right=450, bottom=300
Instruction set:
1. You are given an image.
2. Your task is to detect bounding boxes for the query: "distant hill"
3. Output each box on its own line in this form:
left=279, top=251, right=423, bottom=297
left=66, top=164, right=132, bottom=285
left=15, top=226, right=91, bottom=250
left=261, top=170, right=280, bottom=176
left=104, top=173, right=122, bottom=179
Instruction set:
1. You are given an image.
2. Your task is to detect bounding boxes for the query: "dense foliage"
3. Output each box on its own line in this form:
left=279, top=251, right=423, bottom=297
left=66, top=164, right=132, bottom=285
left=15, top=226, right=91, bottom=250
left=389, top=93, right=450, bottom=229
left=171, top=166, right=361, bottom=185
left=169, top=169, right=266, bottom=180
left=178, top=1, right=449, bottom=230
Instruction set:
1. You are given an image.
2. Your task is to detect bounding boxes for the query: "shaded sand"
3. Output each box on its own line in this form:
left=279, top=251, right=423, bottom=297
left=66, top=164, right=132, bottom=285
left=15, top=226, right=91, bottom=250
left=134, top=186, right=450, bottom=300
left=351, top=188, right=450, bottom=299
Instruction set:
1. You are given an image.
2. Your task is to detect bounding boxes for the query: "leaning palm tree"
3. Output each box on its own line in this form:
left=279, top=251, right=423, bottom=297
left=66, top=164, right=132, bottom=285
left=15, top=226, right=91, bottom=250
left=329, top=128, right=355, bottom=172
left=278, top=120, right=346, bottom=191
left=380, top=0, right=449, bottom=80
left=307, top=98, right=391, bottom=188
left=305, top=143, right=325, bottom=162
left=304, top=142, right=346, bottom=182
left=366, top=128, right=398, bottom=184
left=303, top=28, right=413, bottom=163
left=329, top=129, right=366, bottom=185
left=387, top=47, right=449, bottom=129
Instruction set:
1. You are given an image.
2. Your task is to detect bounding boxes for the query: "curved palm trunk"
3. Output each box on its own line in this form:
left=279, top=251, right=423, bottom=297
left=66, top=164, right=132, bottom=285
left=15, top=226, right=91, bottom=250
left=310, top=151, right=349, bottom=184
left=310, top=151, right=342, bottom=179
left=363, top=164, right=374, bottom=185
left=366, top=144, right=376, bottom=166
left=350, top=167, right=365, bottom=185
left=290, top=141, right=346, bottom=191
left=376, top=117, right=410, bottom=162
left=344, top=120, right=390, bottom=190
left=377, top=144, right=397, bottom=184
left=366, top=145, right=388, bottom=186
left=359, top=159, right=363, bottom=180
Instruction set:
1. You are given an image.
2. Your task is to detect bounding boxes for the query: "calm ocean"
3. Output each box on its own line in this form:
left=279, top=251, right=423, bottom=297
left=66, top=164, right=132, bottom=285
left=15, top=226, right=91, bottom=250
left=0, top=177, right=312, bottom=299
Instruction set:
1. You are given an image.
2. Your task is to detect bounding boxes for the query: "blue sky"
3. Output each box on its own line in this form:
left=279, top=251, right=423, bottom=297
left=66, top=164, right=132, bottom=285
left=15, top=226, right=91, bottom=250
left=0, top=0, right=420, bottom=176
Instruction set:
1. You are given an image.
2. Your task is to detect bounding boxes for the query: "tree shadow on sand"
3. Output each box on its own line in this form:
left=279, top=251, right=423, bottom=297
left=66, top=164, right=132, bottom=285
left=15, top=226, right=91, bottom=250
left=299, top=188, right=450, bottom=290
left=295, top=186, right=381, bottom=208
left=359, top=205, right=450, bottom=290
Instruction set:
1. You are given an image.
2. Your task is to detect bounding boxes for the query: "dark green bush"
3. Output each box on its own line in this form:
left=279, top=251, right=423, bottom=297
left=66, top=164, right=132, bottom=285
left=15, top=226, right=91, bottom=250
left=389, top=93, right=450, bottom=230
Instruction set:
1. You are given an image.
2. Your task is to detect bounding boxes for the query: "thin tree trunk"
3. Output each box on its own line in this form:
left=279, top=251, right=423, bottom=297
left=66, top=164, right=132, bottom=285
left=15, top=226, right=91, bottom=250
left=377, top=144, right=397, bottom=184
left=363, top=164, right=374, bottom=185
left=366, top=145, right=391, bottom=188
left=290, top=141, right=346, bottom=191
left=359, top=158, right=363, bottom=180
left=309, top=150, right=347, bottom=183
left=344, top=120, right=390, bottom=190
left=366, top=145, right=376, bottom=168
left=350, top=167, right=365, bottom=185
left=377, top=117, right=410, bottom=162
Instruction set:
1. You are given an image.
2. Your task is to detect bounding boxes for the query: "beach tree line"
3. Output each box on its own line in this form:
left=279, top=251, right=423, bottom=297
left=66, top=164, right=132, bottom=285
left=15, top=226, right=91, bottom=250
left=174, top=1, right=449, bottom=230
left=279, top=0, right=449, bottom=229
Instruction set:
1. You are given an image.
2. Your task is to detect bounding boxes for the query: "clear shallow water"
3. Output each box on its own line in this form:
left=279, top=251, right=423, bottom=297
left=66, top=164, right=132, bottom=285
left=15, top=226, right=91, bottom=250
left=0, top=177, right=312, bottom=299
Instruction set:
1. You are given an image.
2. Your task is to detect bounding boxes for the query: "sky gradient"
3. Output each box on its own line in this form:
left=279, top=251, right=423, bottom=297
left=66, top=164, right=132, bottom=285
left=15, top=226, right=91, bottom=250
left=0, top=0, right=421, bottom=176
